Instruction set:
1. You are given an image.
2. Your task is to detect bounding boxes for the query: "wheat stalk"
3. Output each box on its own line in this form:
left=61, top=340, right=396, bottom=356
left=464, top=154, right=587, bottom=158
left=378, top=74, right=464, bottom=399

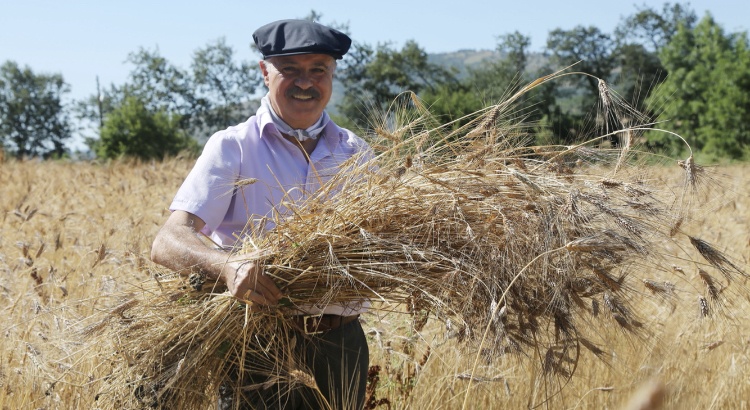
left=77, top=69, right=748, bottom=409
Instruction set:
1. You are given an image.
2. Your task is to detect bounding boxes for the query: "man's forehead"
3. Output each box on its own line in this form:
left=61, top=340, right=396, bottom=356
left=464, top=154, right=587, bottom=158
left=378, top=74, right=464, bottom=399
left=267, top=54, right=336, bottom=66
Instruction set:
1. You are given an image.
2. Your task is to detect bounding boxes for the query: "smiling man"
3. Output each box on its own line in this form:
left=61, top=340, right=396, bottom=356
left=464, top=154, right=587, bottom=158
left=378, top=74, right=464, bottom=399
left=150, top=19, right=371, bottom=409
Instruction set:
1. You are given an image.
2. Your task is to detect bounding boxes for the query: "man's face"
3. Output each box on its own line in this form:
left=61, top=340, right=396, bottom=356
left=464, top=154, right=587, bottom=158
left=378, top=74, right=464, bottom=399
left=260, top=54, right=336, bottom=129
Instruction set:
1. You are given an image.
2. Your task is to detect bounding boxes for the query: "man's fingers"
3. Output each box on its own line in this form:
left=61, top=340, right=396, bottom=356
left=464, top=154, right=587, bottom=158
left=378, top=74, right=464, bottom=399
left=242, top=276, right=281, bottom=304
left=242, top=289, right=274, bottom=306
left=229, top=260, right=283, bottom=304
left=253, top=282, right=282, bottom=304
left=247, top=269, right=282, bottom=300
left=255, top=275, right=284, bottom=300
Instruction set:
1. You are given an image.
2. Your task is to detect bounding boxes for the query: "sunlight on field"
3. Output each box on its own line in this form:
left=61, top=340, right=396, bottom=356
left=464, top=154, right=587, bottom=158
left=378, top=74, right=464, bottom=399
left=0, top=158, right=748, bottom=409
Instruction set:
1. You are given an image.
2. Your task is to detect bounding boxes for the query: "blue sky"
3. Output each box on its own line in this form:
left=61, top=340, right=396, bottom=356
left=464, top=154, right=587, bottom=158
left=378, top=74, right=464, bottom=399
left=1, top=0, right=748, bottom=104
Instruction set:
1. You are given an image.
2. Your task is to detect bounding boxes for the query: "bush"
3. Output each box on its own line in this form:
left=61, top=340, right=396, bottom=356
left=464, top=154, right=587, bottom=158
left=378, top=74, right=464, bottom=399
left=93, top=95, right=197, bottom=160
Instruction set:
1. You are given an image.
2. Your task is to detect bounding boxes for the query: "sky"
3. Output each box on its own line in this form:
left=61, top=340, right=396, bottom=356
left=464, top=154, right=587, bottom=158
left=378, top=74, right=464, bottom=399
left=1, top=0, right=748, bottom=108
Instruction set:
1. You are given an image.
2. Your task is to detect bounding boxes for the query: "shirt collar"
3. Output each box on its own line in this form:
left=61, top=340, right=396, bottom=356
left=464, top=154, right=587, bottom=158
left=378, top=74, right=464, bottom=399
left=258, top=93, right=329, bottom=141
left=255, top=97, right=343, bottom=157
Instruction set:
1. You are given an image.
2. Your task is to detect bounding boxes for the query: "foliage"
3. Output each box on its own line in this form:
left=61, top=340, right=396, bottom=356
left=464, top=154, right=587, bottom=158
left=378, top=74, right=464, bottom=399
left=419, top=84, right=484, bottom=130
left=191, top=38, right=260, bottom=133
left=465, top=31, right=532, bottom=103
left=610, top=43, right=665, bottom=108
left=337, top=40, right=460, bottom=129
left=420, top=31, right=559, bottom=143
left=123, top=48, right=195, bottom=120
left=647, top=14, right=750, bottom=159
left=611, top=2, right=697, bottom=112
left=533, top=3, right=701, bottom=145
left=78, top=40, right=261, bottom=155
left=93, top=95, right=197, bottom=159
left=614, top=2, right=698, bottom=51
left=547, top=26, right=617, bottom=95
left=6, top=3, right=750, bottom=162
left=0, top=61, right=71, bottom=158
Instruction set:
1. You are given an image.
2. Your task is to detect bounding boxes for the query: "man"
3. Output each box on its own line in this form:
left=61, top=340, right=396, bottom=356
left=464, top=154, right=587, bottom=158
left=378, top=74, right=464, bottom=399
left=151, top=19, right=370, bottom=409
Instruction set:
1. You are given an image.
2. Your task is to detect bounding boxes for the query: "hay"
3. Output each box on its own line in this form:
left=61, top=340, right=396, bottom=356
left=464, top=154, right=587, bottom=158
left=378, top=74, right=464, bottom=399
left=85, top=69, right=746, bottom=409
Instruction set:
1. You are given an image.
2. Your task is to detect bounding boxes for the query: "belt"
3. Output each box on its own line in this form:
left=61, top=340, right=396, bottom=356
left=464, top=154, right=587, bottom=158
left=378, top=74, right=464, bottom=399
left=292, top=314, right=360, bottom=335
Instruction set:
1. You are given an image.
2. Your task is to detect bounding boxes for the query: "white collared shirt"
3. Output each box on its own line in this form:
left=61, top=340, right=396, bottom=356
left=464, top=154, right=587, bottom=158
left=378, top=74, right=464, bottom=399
left=172, top=104, right=369, bottom=247
left=170, top=104, right=372, bottom=315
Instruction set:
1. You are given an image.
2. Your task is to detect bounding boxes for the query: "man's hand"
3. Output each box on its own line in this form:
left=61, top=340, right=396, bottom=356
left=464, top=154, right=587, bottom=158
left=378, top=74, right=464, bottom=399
left=152, top=210, right=283, bottom=307
left=221, top=253, right=283, bottom=306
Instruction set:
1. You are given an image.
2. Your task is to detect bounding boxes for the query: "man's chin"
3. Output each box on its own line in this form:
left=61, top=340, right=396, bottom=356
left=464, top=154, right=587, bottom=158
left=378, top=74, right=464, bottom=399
left=281, top=109, right=325, bottom=128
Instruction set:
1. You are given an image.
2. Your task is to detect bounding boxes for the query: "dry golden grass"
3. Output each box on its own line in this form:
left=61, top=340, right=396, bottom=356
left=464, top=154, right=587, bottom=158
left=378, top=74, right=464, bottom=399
left=0, top=157, right=194, bottom=409
left=1, top=74, right=749, bottom=409
left=1, top=158, right=748, bottom=410
left=0, top=160, right=750, bottom=409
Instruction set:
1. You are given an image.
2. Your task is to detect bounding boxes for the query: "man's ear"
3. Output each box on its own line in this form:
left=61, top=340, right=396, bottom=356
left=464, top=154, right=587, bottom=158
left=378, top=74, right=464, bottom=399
left=259, top=60, right=270, bottom=86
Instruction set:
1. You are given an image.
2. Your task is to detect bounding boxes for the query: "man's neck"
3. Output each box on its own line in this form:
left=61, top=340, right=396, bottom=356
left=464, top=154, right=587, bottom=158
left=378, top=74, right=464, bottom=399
left=283, top=133, right=319, bottom=158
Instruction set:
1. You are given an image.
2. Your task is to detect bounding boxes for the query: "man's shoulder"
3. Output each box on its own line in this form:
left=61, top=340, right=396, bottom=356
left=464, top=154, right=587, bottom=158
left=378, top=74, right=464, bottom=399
left=208, top=116, right=261, bottom=142
left=198, top=116, right=265, bottom=156
left=326, top=121, right=369, bottom=150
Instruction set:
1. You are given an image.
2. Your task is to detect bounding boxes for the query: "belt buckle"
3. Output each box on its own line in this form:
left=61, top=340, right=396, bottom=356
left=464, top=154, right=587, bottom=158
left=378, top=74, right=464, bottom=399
left=302, top=314, right=324, bottom=335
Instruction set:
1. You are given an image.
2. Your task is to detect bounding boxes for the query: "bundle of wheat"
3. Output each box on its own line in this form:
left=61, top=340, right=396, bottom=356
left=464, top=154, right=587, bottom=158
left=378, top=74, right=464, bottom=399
left=87, top=70, right=746, bottom=409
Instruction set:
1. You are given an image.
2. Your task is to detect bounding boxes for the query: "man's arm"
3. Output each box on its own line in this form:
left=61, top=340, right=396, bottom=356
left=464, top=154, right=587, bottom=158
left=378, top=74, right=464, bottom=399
left=150, top=210, right=283, bottom=306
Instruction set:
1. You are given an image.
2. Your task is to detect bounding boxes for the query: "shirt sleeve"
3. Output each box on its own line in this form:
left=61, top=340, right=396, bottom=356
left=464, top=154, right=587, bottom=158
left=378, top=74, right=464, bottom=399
left=170, top=131, right=242, bottom=234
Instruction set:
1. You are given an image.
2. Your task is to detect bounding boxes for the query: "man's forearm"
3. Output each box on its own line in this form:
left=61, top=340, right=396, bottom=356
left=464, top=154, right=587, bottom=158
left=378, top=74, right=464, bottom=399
left=151, top=223, right=230, bottom=282
left=151, top=210, right=282, bottom=304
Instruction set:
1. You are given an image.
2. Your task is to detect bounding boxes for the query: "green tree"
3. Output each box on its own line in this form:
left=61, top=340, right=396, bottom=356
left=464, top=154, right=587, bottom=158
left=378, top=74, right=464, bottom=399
left=93, top=95, right=195, bottom=159
left=82, top=41, right=262, bottom=155
left=0, top=61, right=71, bottom=158
left=615, top=2, right=697, bottom=51
left=418, top=83, right=483, bottom=132
left=612, top=2, right=697, bottom=108
left=610, top=43, right=664, bottom=108
left=544, top=26, right=619, bottom=143
left=122, top=48, right=196, bottom=129
left=547, top=26, right=616, bottom=93
left=469, top=32, right=532, bottom=102
left=421, top=32, right=535, bottom=131
left=78, top=48, right=197, bottom=150
left=191, top=38, right=261, bottom=133
left=647, top=14, right=750, bottom=159
left=497, top=31, right=531, bottom=75
left=337, top=40, right=460, bottom=129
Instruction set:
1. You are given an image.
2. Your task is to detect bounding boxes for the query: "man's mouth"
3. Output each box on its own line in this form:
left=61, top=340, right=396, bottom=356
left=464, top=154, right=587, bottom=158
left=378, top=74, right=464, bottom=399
left=288, top=87, right=319, bottom=101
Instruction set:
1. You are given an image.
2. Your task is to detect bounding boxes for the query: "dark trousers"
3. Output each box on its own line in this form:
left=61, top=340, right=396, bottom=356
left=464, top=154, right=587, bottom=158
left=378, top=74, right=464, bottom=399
left=219, top=319, right=369, bottom=410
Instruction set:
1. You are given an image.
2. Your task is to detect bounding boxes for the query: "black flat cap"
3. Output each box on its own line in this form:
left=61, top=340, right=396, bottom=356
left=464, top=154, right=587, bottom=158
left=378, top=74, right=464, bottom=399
left=253, top=19, right=352, bottom=60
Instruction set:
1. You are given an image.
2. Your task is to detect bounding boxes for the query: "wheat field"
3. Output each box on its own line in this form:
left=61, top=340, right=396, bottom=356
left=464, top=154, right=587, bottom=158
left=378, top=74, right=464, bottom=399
left=0, top=153, right=748, bottom=409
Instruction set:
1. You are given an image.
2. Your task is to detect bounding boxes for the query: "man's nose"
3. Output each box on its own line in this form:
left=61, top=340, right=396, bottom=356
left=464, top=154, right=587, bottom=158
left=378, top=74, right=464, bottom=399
left=294, top=73, right=313, bottom=89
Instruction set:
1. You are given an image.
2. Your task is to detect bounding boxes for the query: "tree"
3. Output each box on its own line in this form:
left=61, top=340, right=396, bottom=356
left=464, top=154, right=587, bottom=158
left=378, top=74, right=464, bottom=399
left=337, top=40, right=460, bottom=129
left=615, top=2, right=697, bottom=52
left=191, top=38, right=261, bottom=133
left=93, top=95, right=196, bottom=160
left=611, top=2, right=698, bottom=109
left=544, top=26, right=619, bottom=142
left=421, top=32, right=536, bottom=131
left=80, top=40, right=263, bottom=156
left=419, top=83, right=484, bottom=130
left=610, top=42, right=665, bottom=108
left=547, top=26, right=617, bottom=93
left=0, top=61, right=71, bottom=158
left=468, top=32, right=532, bottom=102
left=122, top=48, right=196, bottom=130
left=497, top=31, right=531, bottom=75
left=647, top=14, right=750, bottom=159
